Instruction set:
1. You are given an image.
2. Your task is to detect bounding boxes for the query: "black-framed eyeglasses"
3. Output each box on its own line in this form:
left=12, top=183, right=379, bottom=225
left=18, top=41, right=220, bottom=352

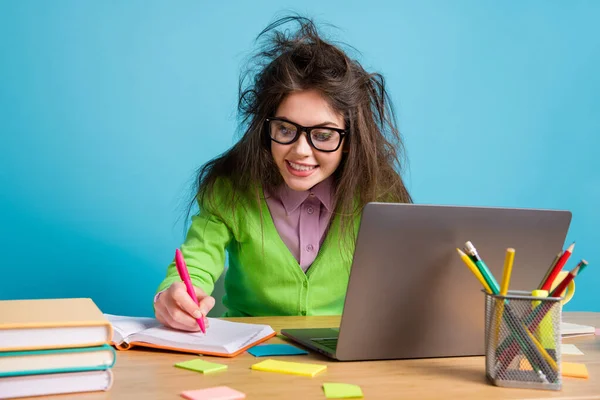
left=265, top=117, right=347, bottom=152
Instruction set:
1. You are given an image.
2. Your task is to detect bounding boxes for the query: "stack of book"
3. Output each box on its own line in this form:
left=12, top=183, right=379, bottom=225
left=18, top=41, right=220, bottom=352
left=0, top=298, right=114, bottom=399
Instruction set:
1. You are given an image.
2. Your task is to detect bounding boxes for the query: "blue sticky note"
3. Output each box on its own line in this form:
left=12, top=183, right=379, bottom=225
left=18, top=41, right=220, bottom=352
left=247, top=344, right=309, bottom=357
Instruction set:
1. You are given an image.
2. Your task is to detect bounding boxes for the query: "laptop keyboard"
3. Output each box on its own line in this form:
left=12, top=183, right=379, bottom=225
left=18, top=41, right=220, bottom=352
left=311, top=337, right=338, bottom=351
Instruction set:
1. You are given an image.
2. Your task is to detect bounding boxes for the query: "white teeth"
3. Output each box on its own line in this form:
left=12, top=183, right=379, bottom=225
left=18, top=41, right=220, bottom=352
left=288, top=161, right=317, bottom=171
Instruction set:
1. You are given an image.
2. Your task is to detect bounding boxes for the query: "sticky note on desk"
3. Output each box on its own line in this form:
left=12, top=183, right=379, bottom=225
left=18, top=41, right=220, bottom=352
left=180, top=386, right=245, bottom=400
left=247, top=344, right=308, bottom=357
left=175, top=359, right=227, bottom=374
left=520, top=359, right=589, bottom=379
left=250, top=359, right=326, bottom=377
left=562, top=343, right=584, bottom=355
left=323, top=383, right=364, bottom=398
left=562, top=362, right=589, bottom=379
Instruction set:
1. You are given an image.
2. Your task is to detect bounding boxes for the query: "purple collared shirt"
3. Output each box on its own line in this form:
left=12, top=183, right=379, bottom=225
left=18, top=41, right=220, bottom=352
left=264, top=178, right=334, bottom=272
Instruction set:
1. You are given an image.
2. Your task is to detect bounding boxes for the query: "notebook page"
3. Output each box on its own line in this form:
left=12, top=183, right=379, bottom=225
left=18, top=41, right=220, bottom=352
left=130, top=318, right=274, bottom=354
left=104, top=314, right=161, bottom=344
left=226, top=326, right=276, bottom=353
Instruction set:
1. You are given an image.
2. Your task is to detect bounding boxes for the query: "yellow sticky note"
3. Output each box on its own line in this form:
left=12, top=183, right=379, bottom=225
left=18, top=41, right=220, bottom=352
left=250, top=359, right=326, bottom=377
left=323, top=383, right=364, bottom=399
left=175, top=359, right=227, bottom=374
left=521, top=359, right=589, bottom=379
left=562, top=362, right=589, bottom=379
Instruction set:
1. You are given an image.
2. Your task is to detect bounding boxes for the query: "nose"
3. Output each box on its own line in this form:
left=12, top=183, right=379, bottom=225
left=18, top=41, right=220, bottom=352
left=290, top=131, right=312, bottom=156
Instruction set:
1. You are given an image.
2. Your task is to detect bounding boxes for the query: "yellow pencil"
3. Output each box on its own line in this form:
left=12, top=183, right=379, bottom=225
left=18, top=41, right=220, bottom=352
left=495, top=248, right=515, bottom=348
left=500, top=248, right=515, bottom=296
left=525, top=325, right=559, bottom=371
left=456, top=248, right=492, bottom=293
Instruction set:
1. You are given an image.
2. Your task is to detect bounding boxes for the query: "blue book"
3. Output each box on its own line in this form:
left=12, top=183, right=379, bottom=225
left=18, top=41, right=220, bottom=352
left=0, top=344, right=116, bottom=377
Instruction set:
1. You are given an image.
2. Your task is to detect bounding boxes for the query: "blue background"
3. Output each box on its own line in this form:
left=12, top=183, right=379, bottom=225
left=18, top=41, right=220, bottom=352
left=1, top=1, right=598, bottom=317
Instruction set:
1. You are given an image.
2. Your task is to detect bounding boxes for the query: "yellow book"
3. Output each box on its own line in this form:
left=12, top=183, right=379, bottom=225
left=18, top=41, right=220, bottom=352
left=251, top=359, right=327, bottom=377
left=0, top=298, right=112, bottom=351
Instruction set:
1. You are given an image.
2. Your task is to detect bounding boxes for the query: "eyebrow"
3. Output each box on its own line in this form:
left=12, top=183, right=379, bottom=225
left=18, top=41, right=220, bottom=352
left=275, top=116, right=341, bottom=128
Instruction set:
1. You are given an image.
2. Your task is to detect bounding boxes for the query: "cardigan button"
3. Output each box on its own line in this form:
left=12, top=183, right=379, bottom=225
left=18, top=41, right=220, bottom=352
left=303, top=281, right=308, bottom=288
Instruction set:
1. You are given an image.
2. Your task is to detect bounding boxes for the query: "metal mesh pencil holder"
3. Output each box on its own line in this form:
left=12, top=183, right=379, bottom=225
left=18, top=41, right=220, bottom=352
left=484, top=290, right=563, bottom=391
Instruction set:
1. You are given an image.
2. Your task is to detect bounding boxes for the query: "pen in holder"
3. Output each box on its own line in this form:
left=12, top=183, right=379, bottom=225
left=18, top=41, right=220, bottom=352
left=484, top=290, right=562, bottom=391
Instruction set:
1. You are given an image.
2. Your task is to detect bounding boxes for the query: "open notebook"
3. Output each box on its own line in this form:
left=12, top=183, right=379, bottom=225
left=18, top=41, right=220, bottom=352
left=105, top=314, right=276, bottom=357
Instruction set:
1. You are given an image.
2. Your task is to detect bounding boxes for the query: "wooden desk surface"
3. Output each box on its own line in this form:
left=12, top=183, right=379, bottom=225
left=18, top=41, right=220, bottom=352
left=28, top=312, right=600, bottom=400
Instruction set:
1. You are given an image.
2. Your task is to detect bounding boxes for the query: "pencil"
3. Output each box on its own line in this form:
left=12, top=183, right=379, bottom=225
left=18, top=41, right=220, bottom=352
left=500, top=248, right=515, bottom=296
left=549, top=260, right=588, bottom=298
left=456, top=248, right=492, bottom=293
left=537, top=251, right=561, bottom=290
left=464, top=241, right=500, bottom=293
left=578, top=259, right=590, bottom=276
left=540, top=242, right=575, bottom=291
left=493, top=248, right=515, bottom=350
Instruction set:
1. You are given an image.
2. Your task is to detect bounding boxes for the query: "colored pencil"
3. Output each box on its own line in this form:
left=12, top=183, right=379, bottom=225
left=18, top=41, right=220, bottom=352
left=578, top=259, right=590, bottom=276
left=464, top=241, right=500, bottom=294
left=549, top=260, right=588, bottom=298
left=500, top=248, right=515, bottom=296
left=493, top=248, right=515, bottom=349
left=537, top=251, right=562, bottom=290
left=540, top=242, right=575, bottom=291
left=456, top=248, right=492, bottom=293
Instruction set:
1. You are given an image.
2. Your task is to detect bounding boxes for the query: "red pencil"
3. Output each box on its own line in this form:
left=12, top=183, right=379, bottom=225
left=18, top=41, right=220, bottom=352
left=537, top=251, right=561, bottom=290
left=550, top=260, right=588, bottom=298
left=540, top=242, right=575, bottom=291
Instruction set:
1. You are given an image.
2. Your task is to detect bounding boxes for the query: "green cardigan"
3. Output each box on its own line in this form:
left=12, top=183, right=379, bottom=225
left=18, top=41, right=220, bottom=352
left=156, top=182, right=360, bottom=317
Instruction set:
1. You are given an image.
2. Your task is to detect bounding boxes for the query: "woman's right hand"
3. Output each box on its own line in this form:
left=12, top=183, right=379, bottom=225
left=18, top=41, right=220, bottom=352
left=154, top=282, right=215, bottom=332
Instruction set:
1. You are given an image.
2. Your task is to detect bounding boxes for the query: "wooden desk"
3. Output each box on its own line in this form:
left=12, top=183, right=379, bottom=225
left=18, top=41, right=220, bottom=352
left=34, top=313, right=600, bottom=399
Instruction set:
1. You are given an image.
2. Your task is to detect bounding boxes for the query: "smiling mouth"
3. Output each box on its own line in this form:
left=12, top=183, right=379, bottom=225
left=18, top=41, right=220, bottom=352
left=287, top=160, right=318, bottom=171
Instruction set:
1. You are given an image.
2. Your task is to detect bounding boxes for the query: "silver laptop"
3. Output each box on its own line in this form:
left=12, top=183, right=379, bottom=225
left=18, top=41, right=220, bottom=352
left=281, top=203, right=572, bottom=361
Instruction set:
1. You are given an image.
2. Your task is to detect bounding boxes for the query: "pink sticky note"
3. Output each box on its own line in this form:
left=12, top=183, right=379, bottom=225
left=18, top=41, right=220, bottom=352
left=181, top=386, right=246, bottom=400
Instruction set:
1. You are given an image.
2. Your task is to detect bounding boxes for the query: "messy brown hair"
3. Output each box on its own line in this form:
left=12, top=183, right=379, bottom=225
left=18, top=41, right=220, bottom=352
left=192, top=15, right=412, bottom=244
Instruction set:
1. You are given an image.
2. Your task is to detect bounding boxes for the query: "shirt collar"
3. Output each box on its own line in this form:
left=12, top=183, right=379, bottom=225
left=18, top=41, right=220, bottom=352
left=277, top=176, right=334, bottom=214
